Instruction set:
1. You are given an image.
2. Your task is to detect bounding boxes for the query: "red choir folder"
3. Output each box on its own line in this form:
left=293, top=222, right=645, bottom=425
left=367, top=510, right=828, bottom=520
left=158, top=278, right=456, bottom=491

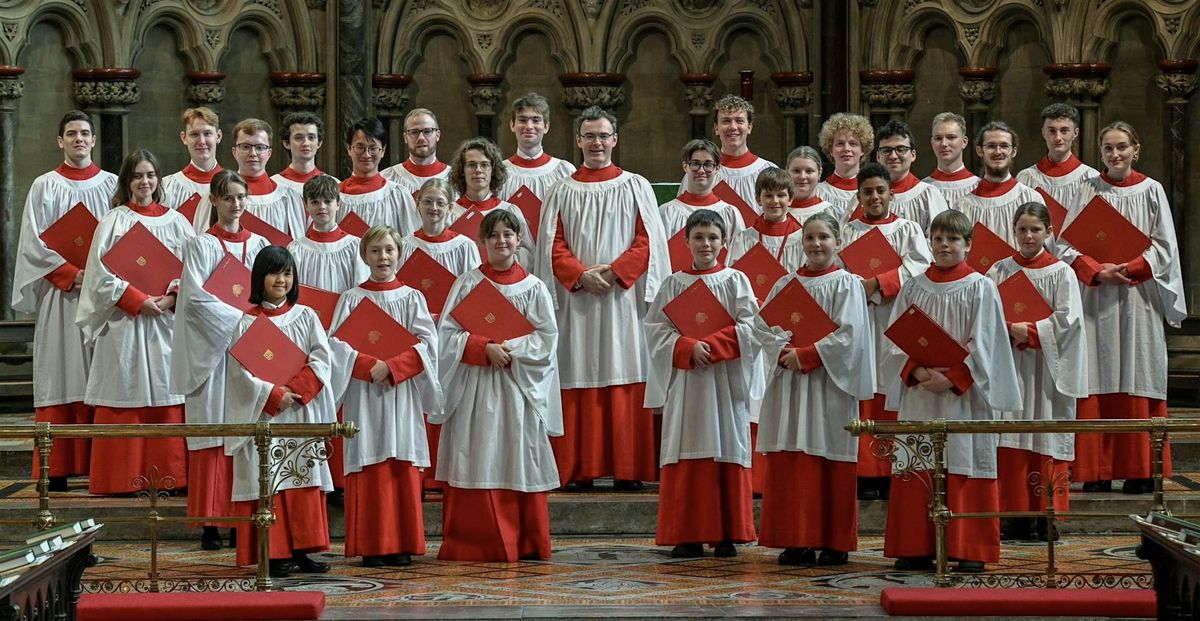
left=997, top=270, right=1054, bottom=325
left=298, top=284, right=340, bottom=331
left=662, top=278, right=735, bottom=339
left=839, top=227, right=903, bottom=279
left=883, top=304, right=969, bottom=368
left=758, top=278, right=837, bottom=348
left=712, top=181, right=760, bottom=228
left=101, top=221, right=183, bottom=296
left=1060, top=195, right=1151, bottom=265
left=229, top=314, right=308, bottom=386
left=39, top=202, right=98, bottom=270
left=449, top=279, right=536, bottom=342
left=239, top=210, right=292, bottom=247
left=339, top=211, right=370, bottom=237
left=731, top=242, right=787, bottom=304
left=449, top=206, right=485, bottom=241
left=1033, top=187, right=1068, bottom=233
left=965, top=222, right=1017, bottom=274
left=396, top=248, right=457, bottom=315
left=508, top=185, right=542, bottom=240
left=332, top=297, right=420, bottom=359
left=202, top=253, right=254, bottom=312
left=177, top=193, right=202, bottom=225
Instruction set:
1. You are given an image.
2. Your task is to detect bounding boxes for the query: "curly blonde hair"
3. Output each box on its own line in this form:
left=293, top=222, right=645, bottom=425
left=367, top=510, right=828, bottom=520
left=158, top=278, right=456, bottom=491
left=817, top=113, right=874, bottom=161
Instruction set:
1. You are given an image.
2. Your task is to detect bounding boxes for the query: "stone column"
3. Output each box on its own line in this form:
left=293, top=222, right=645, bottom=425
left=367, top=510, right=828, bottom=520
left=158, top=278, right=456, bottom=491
left=466, top=73, right=504, bottom=141
left=958, top=66, right=997, bottom=172
left=1043, top=63, right=1109, bottom=164
left=681, top=73, right=716, bottom=140
left=186, top=71, right=225, bottom=109
left=270, top=73, right=325, bottom=173
left=72, top=68, right=140, bottom=172
left=771, top=71, right=813, bottom=153
left=372, top=73, right=412, bottom=169
left=0, top=66, right=24, bottom=319
left=859, top=69, right=915, bottom=130
left=1156, top=59, right=1197, bottom=313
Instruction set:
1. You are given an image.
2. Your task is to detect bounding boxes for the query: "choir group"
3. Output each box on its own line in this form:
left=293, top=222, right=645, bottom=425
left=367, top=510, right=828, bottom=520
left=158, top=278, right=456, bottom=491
left=11, top=91, right=1184, bottom=578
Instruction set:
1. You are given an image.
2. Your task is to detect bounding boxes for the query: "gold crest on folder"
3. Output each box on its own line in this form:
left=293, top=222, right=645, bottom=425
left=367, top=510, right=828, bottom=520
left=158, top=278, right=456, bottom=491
left=263, top=349, right=275, bottom=361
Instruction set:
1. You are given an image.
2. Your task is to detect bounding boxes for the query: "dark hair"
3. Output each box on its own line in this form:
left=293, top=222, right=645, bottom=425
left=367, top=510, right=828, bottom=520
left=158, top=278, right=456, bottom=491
left=856, top=162, right=890, bottom=187
left=1040, top=103, right=1080, bottom=127
left=512, top=92, right=551, bottom=123
left=58, top=110, right=93, bottom=136
left=449, top=137, right=508, bottom=196
left=249, top=246, right=299, bottom=306
left=930, top=209, right=973, bottom=241
left=976, top=120, right=1019, bottom=150
left=1012, top=201, right=1052, bottom=232
left=303, top=174, right=340, bottom=203
left=875, top=119, right=915, bottom=147
left=681, top=138, right=721, bottom=165
left=478, top=209, right=522, bottom=243
left=575, top=106, right=618, bottom=135
left=684, top=208, right=726, bottom=239
left=712, top=94, right=755, bottom=124
left=208, top=169, right=248, bottom=226
left=282, top=111, right=324, bottom=143
left=345, top=117, right=387, bottom=147
left=113, top=148, right=165, bottom=207
left=754, top=167, right=794, bottom=197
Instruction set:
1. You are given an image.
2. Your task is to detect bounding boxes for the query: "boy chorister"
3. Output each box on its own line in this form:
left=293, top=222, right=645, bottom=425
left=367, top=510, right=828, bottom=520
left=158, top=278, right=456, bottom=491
left=644, top=209, right=779, bottom=558
left=231, top=118, right=307, bottom=241
left=922, top=112, right=980, bottom=208
left=329, top=226, right=441, bottom=568
left=727, top=168, right=805, bottom=274
left=757, top=212, right=875, bottom=567
left=501, top=93, right=577, bottom=201
left=882, top=210, right=1020, bottom=573
left=953, top=121, right=1045, bottom=251
left=162, top=107, right=224, bottom=232
left=814, top=113, right=874, bottom=219
left=1015, top=104, right=1099, bottom=217
left=661, top=139, right=745, bottom=252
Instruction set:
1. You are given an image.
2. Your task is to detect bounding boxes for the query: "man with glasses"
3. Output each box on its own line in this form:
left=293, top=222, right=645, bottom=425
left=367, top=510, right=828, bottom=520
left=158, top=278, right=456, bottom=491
left=660, top=139, right=744, bottom=268
left=383, top=108, right=451, bottom=200
left=954, top=121, right=1045, bottom=250
left=339, top=117, right=419, bottom=235
left=870, top=120, right=946, bottom=234
left=677, top=95, right=776, bottom=213
left=232, top=118, right=306, bottom=240
left=1016, top=103, right=1099, bottom=219
left=501, top=92, right=576, bottom=203
left=163, top=107, right=225, bottom=232
left=923, top=112, right=979, bottom=207
left=536, top=106, right=670, bottom=493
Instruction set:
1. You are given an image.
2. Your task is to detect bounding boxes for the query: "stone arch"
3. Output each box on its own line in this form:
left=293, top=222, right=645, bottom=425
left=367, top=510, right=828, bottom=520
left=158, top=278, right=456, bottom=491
left=1177, top=3, right=1200, bottom=58
left=215, top=5, right=299, bottom=71
left=606, top=13, right=693, bottom=75
left=381, top=15, right=482, bottom=76
left=492, top=15, right=579, bottom=76
left=14, top=1, right=102, bottom=69
left=970, top=3, right=1052, bottom=68
left=128, top=5, right=214, bottom=71
left=1084, top=0, right=1168, bottom=62
left=703, top=10, right=792, bottom=71
left=887, top=5, right=969, bottom=70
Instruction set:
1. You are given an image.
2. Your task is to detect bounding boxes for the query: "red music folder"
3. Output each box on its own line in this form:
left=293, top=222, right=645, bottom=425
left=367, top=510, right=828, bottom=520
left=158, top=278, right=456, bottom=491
left=396, top=248, right=457, bottom=315
left=712, top=181, right=759, bottom=228
left=39, top=202, right=98, bottom=270
left=338, top=211, right=370, bottom=237
left=839, top=227, right=902, bottom=279
left=508, top=185, right=542, bottom=240
left=662, top=278, right=735, bottom=339
left=177, top=193, right=202, bottom=225
left=239, top=210, right=292, bottom=247
left=997, top=270, right=1053, bottom=325
left=229, top=314, right=308, bottom=386
left=101, top=221, right=184, bottom=296
left=332, top=297, right=420, bottom=360
left=1033, top=187, right=1068, bottom=233
left=965, top=222, right=1017, bottom=274
left=449, top=206, right=485, bottom=241
left=202, top=253, right=254, bottom=312
left=884, top=304, right=969, bottom=368
left=731, top=243, right=787, bottom=304
left=298, top=284, right=340, bottom=331
left=667, top=228, right=692, bottom=273
left=449, top=279, right=536, bottom=342
left=1060, top=195, right=1151, bottom=265
left=759, top=278, right=837, bottom=348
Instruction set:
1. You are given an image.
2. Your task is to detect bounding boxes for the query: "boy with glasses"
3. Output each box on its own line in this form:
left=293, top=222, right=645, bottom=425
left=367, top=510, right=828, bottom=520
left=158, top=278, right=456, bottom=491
left=339, top=117, right=420, bottom=235
left=870, top=120, right=946, bottom=234
left=660, top=139, right=745, bottom=264
left=677, top=96, right=777, bottom=214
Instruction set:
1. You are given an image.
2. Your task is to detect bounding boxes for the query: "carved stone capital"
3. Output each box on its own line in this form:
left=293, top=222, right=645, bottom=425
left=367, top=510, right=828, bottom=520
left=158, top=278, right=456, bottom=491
left=682, top=84, right=714, bottom=116
left=0, top=66, right=23, bottom=102
left=1044, top=77, right=1108, bottom=101
left=373, top=74, right=413, bottom=116
left=72, top=68, right=140, bottom=108
left=1157, top=59, right=1198, bottom=103
left=270, top=72, right=326, bottom=111
left=468, top=85, right=504, bottom=116
left=773, top=86, right=811, bottom=115
left=860, top=83, right=913, bottom=109
left=559, top=73, right=626, bottom=113
left=958, top=80, right=996, bottom=106
left=187, top=83, right=225, bottom=105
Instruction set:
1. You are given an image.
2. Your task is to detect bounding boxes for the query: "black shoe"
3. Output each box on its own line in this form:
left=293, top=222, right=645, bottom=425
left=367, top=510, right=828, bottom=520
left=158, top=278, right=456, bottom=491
left=362, top=555, right=387, bottom=568
left=612, top=479, right=645, bottom=492
left=268, top=559, right=295, bottom=578
left=670, top=543, right=704, bottom=558
left=326, top=489, right=344, bottom=508
left=956, top=560, right=986, bottom=573
left=291, top=553, right=330, bottom=573
left=48, top=477, right=69, bottom=492
left=563, top=480, right=594, bottom=492
left=227, top=528, right=238, bottom=548
left=200, top=526, right=222, bottom=551
left=1081, top=480, right=1112, bottom=493
left=1000, top=517, right=1036, bottom=541
left=385, top=553, right=412, bottom=567
left=894, top=556, right=934, bottom=571
left=1122, top=478, right=1154, bottom=495
left=778, top=547, right=816, bottom=566
left=713, top=541, right=737, bottom=558
left=857, top=487, right=881, bottom=501
left=817, top=549, right=849, bottom=566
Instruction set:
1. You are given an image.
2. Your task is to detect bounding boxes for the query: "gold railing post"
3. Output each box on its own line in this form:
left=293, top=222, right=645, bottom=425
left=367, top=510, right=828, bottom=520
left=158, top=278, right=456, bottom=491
left=254, top=422, right=275, bottom=592
left=1151, top=418, right=1168, bottom=515
left=931, top=419, right=951, bottom=587
left=34, top=422, right=54, bottom=530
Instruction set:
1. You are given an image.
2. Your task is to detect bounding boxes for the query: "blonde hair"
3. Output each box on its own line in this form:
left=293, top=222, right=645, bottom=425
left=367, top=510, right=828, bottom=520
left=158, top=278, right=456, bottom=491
left=233, top=118, right=272, bottom=141
left=359, top=225, right=404, bottom=259
left=182, top=107, right=219, bottom=130
left=802, top=211, right=842, bottom=242
left=818, top=113, right=874, bottom=160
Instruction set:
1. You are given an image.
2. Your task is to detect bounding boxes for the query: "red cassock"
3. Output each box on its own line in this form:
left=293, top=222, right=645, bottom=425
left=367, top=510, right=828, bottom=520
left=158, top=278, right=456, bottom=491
left=760, top=451, right=857, bottom=552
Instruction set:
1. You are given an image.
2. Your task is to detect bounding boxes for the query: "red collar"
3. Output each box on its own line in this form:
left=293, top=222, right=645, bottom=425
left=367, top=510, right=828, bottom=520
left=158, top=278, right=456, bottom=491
left=55, top=162, right=101, bottom=181
left=929, top=167, right=975, bottom=182
left=720, top=150, right=758, bottom=169
left=1014, top=248, right=1058, bottom=268
left=799, top=264, right=839, bottom=277
left=415, top=227, right=458, bottom=243
left=824, top=172, right=857, bottom=191
left=572, top=164, right=623, bottom=182
left=678, top=191, right=718, bottom=207
left=456, top=195, right=502, bottom=211
left=242, top=172, right=277, bottom=196
left=340, top=174, right=386, bottom=195
left=1100, top=170, right=1148, bottom=187
left=360, top=277, right=402, bottom=291
left=1036, top=154, right=1082, bottom=177
left=207, top=223, right=251, bottom=242
left=683, top=264, right=723, bottom=275
left=757, top=216, right=802, bottom=236
left=508, top=152, right=552, bottom=168
left=251, top=302, right=293, bottom=317
left=403, top=159, right=448, bottom=177
left=128, top=201, right=168, bottom=216
left=791, top=195, right=823, bottom=209
left=926, top=262, right=975, bottom=282
left=857, top=211, right=897, bottom=225
left=972, top=177, right=1017, bottom=198
left=891, top=172, right=920, bottom=193
left=279, top=167, right=323, bottom=184
left=482, top=260, right=529, bottom=284
left=306, top=226, right=347, bottom=242
left=182, top=162, right=221, bottom=184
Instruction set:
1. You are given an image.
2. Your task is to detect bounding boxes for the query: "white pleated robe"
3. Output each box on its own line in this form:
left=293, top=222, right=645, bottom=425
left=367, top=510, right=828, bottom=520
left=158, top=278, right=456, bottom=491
left=922, top=169, right=979, bottom=212
left=889, top=175, right=949, bottom=234
left=338, top=180, right=420, bottom=237
left=816, top=176, right=857, bottom=220
left=287, top=231, right=370, bottom=297
left=787, top=198, right=835, bottom=226
left=381, top=161, right=451, bottom=198
left=658, top=196, right=745, bottom=242
left=1015, top=157, right=1099, bottom=219
left=501, top=155, right=576, bottom=201
left=244, top=181, right=307, bottom=242
left=727, top=224, right=807, bottom=276
left=448, top=199, right=536, bottom=268
left=953, top=179, right=1046, bottom=251
left=676, top=153, right=778, bottom=214
left=162, top=166, right=220, bottom=233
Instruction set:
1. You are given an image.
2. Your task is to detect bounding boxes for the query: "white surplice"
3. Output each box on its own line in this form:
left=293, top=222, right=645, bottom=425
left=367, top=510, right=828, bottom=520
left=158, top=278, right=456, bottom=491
left=162, top=165, right=220, bottom=233
left=339, top=180, right=420, bottom=236
left=658, top=196, right=745, bottom=241
left=676, top=153, right=777, bottom=214
left=953, top=179, right=1046, bottom=251
left=1015, top=156, right=1099, bottom=220
left=889, top=174, right=949, bottom=234
left=287, top=230, right=370, bottom=295
left=447, top=199, right=535, bottom=268
left=922, top=168, right=980, bottom=208
left=787, top=197, right=836, bottom=226
left=381, top=160, right=451, bottom=197
left=727, top=222, right=807, bottom=275
left=398, top=232, right=480, bottom=282
left=244, top=180, right=307, bottom=241
left=501, top=154, right=576, bottom=202
left=816, top=175, right=857, bottom=220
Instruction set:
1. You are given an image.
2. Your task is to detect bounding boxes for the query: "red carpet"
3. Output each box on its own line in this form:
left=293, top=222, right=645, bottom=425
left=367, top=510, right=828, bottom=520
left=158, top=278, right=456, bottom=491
left=77, top=591, right=325, bottom=620
left=880, top=587, right=1155, bottom=617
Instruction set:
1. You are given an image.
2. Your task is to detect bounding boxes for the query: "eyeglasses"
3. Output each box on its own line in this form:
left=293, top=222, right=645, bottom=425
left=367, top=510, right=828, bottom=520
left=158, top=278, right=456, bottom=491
left=404, top=128, right=439, bottom=138
left=579, top=133, right=615, bottom=143
left=685, top=160, right=717, bottom=172
left=877, top=146, right=913, bottom=156
left=350, top=144, right=383, bottom=155
left=235, top=144, right=271, bottom=154
left=982, top=143, right=1014, bottom=152
left=419, top=198, right=449, bottom=208
left=465, top=161, right=493, bottom=170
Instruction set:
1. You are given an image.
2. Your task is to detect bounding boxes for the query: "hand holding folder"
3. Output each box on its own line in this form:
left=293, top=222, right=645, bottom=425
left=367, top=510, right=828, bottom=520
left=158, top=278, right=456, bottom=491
left=229, top=314, right=308, bottom=387
left=730, top=243, right=786, bottom=304
left=40, top=202, right=98, bottom=270
left=758, top=278, right=837, bottom=348
left=508, top=185, right=542, bottom=240
left=662, top=278, right=735, bottom=340
left=298, top=284, right=339, bottom=331
left=397, top=248, right=456, bottom=315
left=965, top=222, right=1016, bottom=274
left=712, top=181, right=759, bottom=228
left=240, top=210, right=292, bottom=247
left=101, top=221, right=184, bottom=296
left=203, top=253, right=254, bottom=312
left=997, top=271, right=1053, bottom=325
left=449, top=279, right=535, bottom=343
left=332, top=297, right=419, bottom=359
left=839, top=227, right=902, bottom=279
left=1060, top=195, right=1151, bottom=265
left=884, top=304, right=968, bottom=368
